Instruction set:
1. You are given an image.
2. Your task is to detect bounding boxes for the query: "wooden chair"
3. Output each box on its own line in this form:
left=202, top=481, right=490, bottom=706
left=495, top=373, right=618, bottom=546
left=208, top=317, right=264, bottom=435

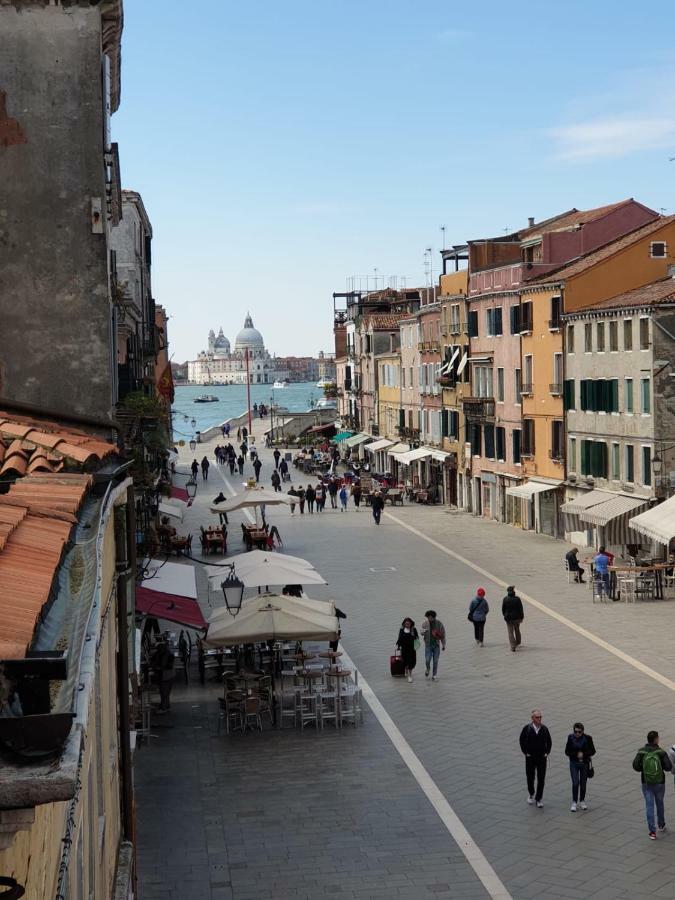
left=243, top=696, right=263, bottom=732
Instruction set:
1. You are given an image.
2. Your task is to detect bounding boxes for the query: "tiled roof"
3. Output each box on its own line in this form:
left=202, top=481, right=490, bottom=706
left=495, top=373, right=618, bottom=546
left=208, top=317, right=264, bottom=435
left=0, top=474, right=91, bottom=660
left=579, top=277, right=675, bottom=311
left=519, top=200, right=635, bottom=239
left=0, top=413, right=117, bottom=475
left=530, top=215, right=675, bottom=283
left=363, top=313, right=408, bottom=330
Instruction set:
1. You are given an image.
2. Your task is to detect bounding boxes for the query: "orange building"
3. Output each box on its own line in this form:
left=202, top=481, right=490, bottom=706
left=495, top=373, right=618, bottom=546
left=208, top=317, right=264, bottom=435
left=439, top=267, right=470, bottom=507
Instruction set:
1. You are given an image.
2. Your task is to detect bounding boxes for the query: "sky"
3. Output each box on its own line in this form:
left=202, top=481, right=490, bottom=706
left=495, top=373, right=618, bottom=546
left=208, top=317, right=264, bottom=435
left=113, top=0, right=675, bottom=362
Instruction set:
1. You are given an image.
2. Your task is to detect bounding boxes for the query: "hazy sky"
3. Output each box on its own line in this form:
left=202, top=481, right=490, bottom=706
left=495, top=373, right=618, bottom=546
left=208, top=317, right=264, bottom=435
left=113, top=0, right=675, bottom=362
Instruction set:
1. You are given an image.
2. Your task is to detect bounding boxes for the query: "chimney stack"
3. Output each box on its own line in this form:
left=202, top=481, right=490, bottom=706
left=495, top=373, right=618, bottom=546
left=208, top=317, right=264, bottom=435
left=528, top=217, right=535, bottom=227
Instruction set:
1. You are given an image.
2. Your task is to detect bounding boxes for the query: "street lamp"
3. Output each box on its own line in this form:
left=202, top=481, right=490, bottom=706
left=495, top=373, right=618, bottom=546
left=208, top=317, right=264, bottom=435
left=221, top=567, right=245, bottom=617
left=189, top=438, right=197, bottom=452
left=186, top=479, right=198, bottom=500
left=652, top=455, right=663, bottom=477
left=190, top=418, right=197, bottom=429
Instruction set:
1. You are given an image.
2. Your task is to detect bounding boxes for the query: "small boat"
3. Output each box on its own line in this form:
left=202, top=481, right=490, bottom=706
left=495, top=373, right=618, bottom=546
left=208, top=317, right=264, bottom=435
left=273, top=380, right=288, bottom=389
left=316, top=378, right=333, bottom=389
left=311, top=397, right=337, bottom=411
left=194, top=395, right=219, bottom=403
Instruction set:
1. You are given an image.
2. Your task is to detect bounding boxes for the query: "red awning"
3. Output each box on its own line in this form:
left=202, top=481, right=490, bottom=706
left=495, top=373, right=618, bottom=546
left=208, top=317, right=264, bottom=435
left=135, top=586, right=207, bottom=631
left=307, top=423, right=335, bottom=434
left=170, top=486, right=189, bottom=502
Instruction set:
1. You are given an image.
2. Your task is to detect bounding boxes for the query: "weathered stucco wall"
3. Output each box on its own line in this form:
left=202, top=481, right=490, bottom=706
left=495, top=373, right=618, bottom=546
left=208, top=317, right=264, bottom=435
left=0, top=4, right=114, bottom=419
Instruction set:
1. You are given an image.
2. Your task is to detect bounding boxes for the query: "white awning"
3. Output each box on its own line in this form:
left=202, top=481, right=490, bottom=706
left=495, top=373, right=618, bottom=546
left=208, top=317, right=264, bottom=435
left=560, top=490, right=614, bottom=516
left=629, top=496, right=675, bottom=545
left=456, top=354, right=469, bottom=376
left=387, top=443, right=410, bottom=456
left=580, top=494, right=650, bottom=527
left=141, top=559, right=198, bottom=600
left=440, top=347, right=460, bottom=375
left=159, top=500, right=185, bottom=522
left=396, top=447, right=433, bottom=466
left=344, top=432, right=372, bottom=448
left=506, top=479, right=563, bottom=500
left=365, top=438, right=395, bottom=453
left=426, top=448, right=450, bottom=462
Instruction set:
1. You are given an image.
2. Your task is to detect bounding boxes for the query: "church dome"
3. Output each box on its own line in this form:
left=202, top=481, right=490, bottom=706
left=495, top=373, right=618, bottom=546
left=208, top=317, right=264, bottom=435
left=234, top=313, right=264, bottom=352
left=213, top=326, right=230, bottom=355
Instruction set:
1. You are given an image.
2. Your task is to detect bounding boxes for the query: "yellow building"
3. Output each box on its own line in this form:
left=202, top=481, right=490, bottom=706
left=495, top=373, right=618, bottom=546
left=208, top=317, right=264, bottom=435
left=376, top=351, right=402, bottom=441
left=439, top=268, right=470, bottom=507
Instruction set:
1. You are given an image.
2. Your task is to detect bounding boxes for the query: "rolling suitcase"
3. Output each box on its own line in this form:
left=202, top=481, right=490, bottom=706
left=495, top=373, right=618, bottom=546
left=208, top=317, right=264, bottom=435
left=390, top=651, right=405, bottom=677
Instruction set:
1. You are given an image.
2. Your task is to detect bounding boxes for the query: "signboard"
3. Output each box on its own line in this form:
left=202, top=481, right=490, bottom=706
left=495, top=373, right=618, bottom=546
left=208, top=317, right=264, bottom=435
left=360, top=472, right=373, bottom=493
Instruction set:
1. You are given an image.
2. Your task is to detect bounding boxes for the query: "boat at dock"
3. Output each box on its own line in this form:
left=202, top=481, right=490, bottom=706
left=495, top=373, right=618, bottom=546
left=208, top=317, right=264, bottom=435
left=273, top=380, right=288, bottom=388
left=193, top=395, right=219, bottom=403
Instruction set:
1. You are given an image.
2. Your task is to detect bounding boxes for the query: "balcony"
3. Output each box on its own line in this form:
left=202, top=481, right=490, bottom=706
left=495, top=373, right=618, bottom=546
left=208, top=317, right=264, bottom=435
left=549, top=383, right=562, bottom=395
left=520, top=383, right=533, bottom=396
left=462, top=397, right=495, bottom=422
left=548, top=318, right=562, bottom=331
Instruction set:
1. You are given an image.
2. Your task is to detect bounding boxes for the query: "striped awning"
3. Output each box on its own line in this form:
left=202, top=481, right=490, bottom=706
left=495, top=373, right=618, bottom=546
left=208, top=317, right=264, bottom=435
left=580, top=494, right=650, bottom=527
left=387, top=443, right=410, bottom=456
left=560, top=490, right=613, bottom=516
left=365, top=439, right=395, bottom=453
left=396, top=447, right=433, bottom=466
left=629, top=496, right=675, bottom=545
left=344, top=433, right=372, bottom=448
left=333, top=430, right=354, bottom=442
left=506, top=479, right=562, bottom=500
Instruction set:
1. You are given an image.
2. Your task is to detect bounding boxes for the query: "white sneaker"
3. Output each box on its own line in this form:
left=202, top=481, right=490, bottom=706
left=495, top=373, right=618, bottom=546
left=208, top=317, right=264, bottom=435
left=407, top=675, right=413, bottom=683
left=580, top=801, right=588, bottom=810
left=527, top=795, right=534, bottom=805
left=432, top=675, right=438, bottom=682
left=570, top=802, right=577, bottom=812
left=536, top=800, right=544, bottom=809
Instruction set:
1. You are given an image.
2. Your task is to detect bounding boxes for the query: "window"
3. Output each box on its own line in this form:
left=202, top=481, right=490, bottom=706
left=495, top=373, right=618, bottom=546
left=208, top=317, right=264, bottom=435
left=569, top=437, right=577, bottom=472
left=642, top=446, right=652, bottom=486
left=484, top=424, right=495, bottom=459
left=467, top=422, right=482, bottom=456
left=611, top=443, right=620, bottom=480
left=584, top=323, right=592, bottom=352
left=552, top=353, right=563, bottom=393
left=486, top=308, right=494, bottom=336
left=520, top=301, right=533, bottom=333
left=551, top=421, right=564, bottom=460
left=450, top=304, right=461, bottom=333
left=550, top=295, right=562, bottom=329
left=650, top=241, right=667, bottom=258
left=641, top=377, right=651, bottom=414
left=609, top=320, right=618, bottom=351
left=512, top=429, right=521, bottom=464
left=509, top=305, right=521, bottom=334
left=566, top=324, right=575, bottom=354
left=624, top=319, right=633, bottom=351
left=596, top=322, right=605, bottom=352
left=494, top=307, right=503, bottom=335
left=496, top=367, right=505, bottom=402
left=409, top=366, right=413, bottom=389
left=563, top=379, right=575, bottom=410
left=514, top=368, right=522, bottom=403
left=625, top=378, right=633, bottom=413
left=485, top=307, right=503, bottom=336
left=639, top=317, right=650, bottom=350
left=523, top=355, right=533, bottom=393
left=468, top=310, right=479, bottom=338
left=496, top=426, right=506, bottom=461
left=580, top=440, right=608, bottom=478
left=522, top=419, right=535, bottom=455
left=401, top=367, right=405, bottom=388
left=579, top=379, right=619, bottom=413
left=625, top=445, right=634, bottom=483
left=474, top=366, right=494, bottom=398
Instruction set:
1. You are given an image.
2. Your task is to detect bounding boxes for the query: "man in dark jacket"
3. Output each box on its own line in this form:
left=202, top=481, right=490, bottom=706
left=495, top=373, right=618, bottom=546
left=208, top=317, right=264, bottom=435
left=633, top=730, right=673, bottom=839
left=253, top=457, right=262, bottom=482
left=519, top=710, right=552, bottom=807
left=371, top=491, right=385, bottom=525
left=502, top=586, right=524, bottom=652
left=273, top=448, right=281, bottom=469
left=565, top=548, right=585, bottom=583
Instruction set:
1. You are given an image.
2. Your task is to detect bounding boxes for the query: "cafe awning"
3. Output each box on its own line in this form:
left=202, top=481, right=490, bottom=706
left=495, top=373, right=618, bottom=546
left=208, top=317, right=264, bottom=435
left=629, top=496, right=675, bottom=545
left=344, top=432, right=371, bottom=448
left=387, top=443, right=410, bottom=456
left=306, top=422, right=336, bottom=434
left=396, top=447, right=433, bottom=466
left=333, top=430, right=354, bottom=442
left=579, top=493, right=651, bottom=546
left=425, top=447, right=450, bottom=463
left=136, top=560, right=206, bottom=631
left=560, top=490, right=613, bottom=516
left=170, top=485, right=189, bottom=503
left=159, top=499, right=185, bottom=522
left=205, top=595, right=338, bottom=646
left=506, top=479, right=563, bottom=500
left=365, top=438, right=395, bottom=453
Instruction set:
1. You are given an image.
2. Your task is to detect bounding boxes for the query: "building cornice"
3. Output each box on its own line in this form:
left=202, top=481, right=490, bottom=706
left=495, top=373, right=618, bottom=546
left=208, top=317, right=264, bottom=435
left=562, top=303, right=675, bottom=321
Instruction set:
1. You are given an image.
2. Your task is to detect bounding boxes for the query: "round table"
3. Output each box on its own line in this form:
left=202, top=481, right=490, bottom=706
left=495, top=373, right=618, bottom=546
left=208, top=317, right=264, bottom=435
left=291, top=653, right=316, bottom=662
left=299, top=669, right=324, bottom=693
left=319, top=651, right=343, bottom=660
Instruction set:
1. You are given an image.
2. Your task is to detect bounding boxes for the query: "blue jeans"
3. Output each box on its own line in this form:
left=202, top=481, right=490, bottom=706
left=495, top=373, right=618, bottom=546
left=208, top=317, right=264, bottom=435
left=642, top=783, right=666, bottom=832
left=570, top=761, right=587, bottom=802
left=425, top=643, right=440, bottom=675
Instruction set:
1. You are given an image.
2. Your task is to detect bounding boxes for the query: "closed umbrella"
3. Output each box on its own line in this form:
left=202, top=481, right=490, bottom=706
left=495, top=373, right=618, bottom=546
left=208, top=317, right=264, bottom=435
left=205, top=549, right=315, bottom=574
left=208, top=563, right=326, bottom=592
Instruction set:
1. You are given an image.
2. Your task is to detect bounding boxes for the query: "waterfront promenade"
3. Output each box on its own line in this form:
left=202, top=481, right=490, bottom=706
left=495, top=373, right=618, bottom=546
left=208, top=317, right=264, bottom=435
left=136, top=420, right=675, bottom=899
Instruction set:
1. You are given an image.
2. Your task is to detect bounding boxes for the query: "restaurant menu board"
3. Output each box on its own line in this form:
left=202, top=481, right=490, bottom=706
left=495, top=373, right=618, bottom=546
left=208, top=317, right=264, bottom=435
left=360, top=472, right=373, bottom=492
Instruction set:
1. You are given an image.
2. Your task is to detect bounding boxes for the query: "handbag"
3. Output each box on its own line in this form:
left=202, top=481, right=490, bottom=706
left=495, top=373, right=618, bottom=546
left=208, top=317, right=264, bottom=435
left=586, top=758, right=595, bottom=779
left=413, top=638, right=420, bottom=651
left=467, top=611, right=474, bottom=622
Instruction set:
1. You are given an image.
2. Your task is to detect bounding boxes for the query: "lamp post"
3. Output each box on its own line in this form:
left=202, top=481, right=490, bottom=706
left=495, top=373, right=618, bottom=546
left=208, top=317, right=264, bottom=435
left=189, top=439, right=197, bottom=452
left=186, top=479, right=198, bottom=500
left=221, top=567, right=245, bottom=617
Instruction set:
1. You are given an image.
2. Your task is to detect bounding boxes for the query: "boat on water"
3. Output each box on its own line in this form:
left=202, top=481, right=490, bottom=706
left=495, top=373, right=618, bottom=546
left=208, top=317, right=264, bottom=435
left=316, top=378, right=333, bottom=389
left=311, top=397, right=337, bottom=411
left=193, top=395, right=219, bottom=403
left=273, top=380, right=288, bottom=389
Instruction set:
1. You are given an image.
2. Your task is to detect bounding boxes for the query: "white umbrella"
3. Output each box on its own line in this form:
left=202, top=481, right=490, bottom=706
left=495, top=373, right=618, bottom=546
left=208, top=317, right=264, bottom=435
left=208, top=593, right=336, bottom=624
left=205, top=594, right=338, bottom=646
left=205, top=550, right=315, bottom=575
left=209, top=563, right=327, bottom=591
left=209, top=486, right=292, bottom=515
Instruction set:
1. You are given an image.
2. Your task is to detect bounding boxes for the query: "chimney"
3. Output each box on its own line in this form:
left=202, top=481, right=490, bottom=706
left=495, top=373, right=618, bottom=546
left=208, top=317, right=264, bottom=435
left=528, top=217, right=535, bottom=227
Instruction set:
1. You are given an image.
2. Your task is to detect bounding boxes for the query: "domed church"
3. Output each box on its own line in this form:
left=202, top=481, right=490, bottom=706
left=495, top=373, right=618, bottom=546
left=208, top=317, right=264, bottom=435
left=188, top=313, right=288, bottom=385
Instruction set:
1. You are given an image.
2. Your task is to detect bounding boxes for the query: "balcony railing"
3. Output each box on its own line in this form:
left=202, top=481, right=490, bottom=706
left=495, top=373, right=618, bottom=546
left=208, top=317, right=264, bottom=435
left=462, top=397, right=495, bottom=421
left=548, top=318, right=562, bottom=331
left=520, top=383, right=533, bottom=396
left=549, top=383, right=562, bottom=395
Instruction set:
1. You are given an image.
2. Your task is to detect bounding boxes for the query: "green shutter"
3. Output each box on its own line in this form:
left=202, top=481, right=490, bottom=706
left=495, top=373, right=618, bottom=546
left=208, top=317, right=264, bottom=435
left=611, top=379, right=619, bottom=413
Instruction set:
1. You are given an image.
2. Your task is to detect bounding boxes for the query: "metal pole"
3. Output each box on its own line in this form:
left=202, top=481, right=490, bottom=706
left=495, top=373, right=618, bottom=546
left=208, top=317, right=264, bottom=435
left=245, top=348, right=253, bottom=434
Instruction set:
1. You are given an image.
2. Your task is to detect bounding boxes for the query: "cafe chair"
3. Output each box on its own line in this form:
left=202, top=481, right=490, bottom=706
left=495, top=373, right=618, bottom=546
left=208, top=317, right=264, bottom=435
left=243, top=696, right=263, bottom=733
left=617, top=573, right=637, bottom=603
left=278, top=687, right=301, bottom=729
left=591, top=578, right=608, bottom=604
left=340, top=686, right=363, bottom=726
left=218, top=695, right=243, bottom=735
left=635, top=572, right=656, bottom=601
left=564, top=560, right=574, bottom=583
left=298, top=693, right=319, bottom=730
left=318, top=689, right=339, bottom=730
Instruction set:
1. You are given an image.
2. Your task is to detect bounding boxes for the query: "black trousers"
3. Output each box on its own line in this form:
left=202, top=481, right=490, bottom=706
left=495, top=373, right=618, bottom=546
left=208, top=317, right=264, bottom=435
left=473, top=620, right=485, bottom=643
left=525, top=756, right=547, bottom=801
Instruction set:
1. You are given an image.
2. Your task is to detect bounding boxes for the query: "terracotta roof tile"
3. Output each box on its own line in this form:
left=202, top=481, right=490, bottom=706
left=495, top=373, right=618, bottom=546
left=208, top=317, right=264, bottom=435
left=364, top=313, right=408, bottom=330
left=519, top=200, right=635, bottom=239
left=531, top=215, right=675, bottom=283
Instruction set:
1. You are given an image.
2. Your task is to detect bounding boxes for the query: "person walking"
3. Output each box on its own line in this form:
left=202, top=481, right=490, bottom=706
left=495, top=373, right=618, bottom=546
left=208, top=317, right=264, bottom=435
left=242, top=426, right=248, bottom=441
left=190, top=459, right=199, bottom=480
left=502, top=586, right=524, bottom=652
left=271, top=470, right=281, bottom=492
left=305, top=484, right=316, bottom=514
left=315, top=482, right=325, bottom=512
left=371, top=491, right=385, bottom=525
left=240, top=441, right=248, bottom=460
left=221, top=424, right=227, bottom=438
left=273, top=448, right=281, bottom=469
left=225, top=422, right=230, bottom=437
left=468, top=587, right=489, bottom=646
left=200, top=456, right=210, bottom=481
left=252, top=457, right=262, bottom=482
left=633, top=730, right=673, bottom=839
left=339, top=484, right=348, bottom=511
left=279, top=458, right=289, bottom=482
left=151, top=640, right=175, bottom=713
left=519, top=710, right=552, bottom=808
left=228, top=454, right=236, bottom=476
left=396, top=617, right=419, bottom=683
left=297, top=485, right=306, bottom=514
left=565, top=722, right=596, bottom=812
left=287, top=486, right=297, bottom=515
left=237, top=454, right=245, bottom=476
left=420, top=610, right=446, bottom=681
left=351, top=481, right=362, bottom=510
left=328, top=479, right=339, bottom=509
left=236, top=426, right=241, bottom=441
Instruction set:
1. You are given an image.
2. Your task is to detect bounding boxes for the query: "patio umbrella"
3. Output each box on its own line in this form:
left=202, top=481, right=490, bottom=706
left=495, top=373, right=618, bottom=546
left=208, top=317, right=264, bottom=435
left=205, top=594, right=338, bottom=646
left=209, top=486, right=292, bottom=515
left=208, top=563, right=327, bottom=591
left=208, top=593, right=336, bottom=624
left=205, top=549, right=315, bottom=574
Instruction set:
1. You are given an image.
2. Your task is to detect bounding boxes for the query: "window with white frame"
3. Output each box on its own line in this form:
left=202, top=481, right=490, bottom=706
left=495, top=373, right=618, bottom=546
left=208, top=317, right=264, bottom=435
left=639, top=317, right=650, bottom=350
left=497, top=367, right=505, bottom=402
left=624, top=319, right=633, bottom=351
left=650, top=241, right=667, bottom=258
left=641, top=377, right=651, bottom=414
left=611, top=443, right=620, bottom=480
left=473, top=366, right=494, bottom=398
left=523, top=355, right=533, bottom=392
left=567, top=324, right=575, bottom=354
left=450, top=304, right=461, bottom=333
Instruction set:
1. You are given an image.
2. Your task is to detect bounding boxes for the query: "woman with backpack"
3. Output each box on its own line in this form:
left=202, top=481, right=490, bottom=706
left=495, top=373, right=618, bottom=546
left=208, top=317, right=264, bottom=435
left=468, top=587, right=489, bottom=647
left=396, top=617, right=419, bottom=684
left=564, top=722, right=596, bottom=812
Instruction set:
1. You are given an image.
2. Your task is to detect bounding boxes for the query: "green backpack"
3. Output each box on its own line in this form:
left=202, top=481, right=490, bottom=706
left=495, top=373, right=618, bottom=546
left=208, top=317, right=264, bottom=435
left=641, top=749, right=664, bottom=785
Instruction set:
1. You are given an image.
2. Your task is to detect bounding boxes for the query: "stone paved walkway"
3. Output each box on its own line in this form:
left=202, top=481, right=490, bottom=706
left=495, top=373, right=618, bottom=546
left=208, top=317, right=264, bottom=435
left=136, top=420, right=675, bottom=899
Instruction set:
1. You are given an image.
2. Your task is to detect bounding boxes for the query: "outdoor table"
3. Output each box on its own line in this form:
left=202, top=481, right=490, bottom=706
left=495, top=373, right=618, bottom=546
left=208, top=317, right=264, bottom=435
left=609, top=565, right=665, bottom=600
left=291, top=652, right=316, bottom=662
left=299, top=669, right=324, bottom=693
left=318, top=651, right=342, bottom=661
